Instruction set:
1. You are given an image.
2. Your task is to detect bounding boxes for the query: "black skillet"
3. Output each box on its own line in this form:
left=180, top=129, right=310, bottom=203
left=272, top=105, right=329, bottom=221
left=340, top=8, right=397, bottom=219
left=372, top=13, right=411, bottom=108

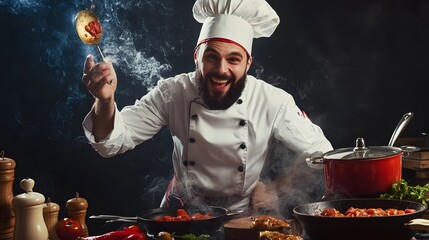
left=91, top=206, right=242, bottom=236
left=293, top=198, right=428, bottom=240
left=137, top=206, right=236, bottom=235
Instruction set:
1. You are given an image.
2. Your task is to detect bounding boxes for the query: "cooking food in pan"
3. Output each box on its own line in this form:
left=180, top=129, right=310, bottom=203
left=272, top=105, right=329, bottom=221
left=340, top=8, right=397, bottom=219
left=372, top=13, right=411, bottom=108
left=293, top=198, right=428, bottom=240
left=259, top=231, right=303, bottom=240
left=319, top=207, right=417, bottom=217
left=155, top=209, right=214, bottom=222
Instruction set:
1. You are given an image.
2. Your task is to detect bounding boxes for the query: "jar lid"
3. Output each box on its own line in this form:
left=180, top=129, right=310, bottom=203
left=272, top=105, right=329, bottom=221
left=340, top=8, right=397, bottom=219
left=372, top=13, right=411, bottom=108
left=13, top=178, right=45, bottom=207
left=323, top=138, right=403, bottom=160
left=43, top=198, right=60, bottom=213
left=0, top=150, right=16, bottom=170
left=66, top=192, right=88, bottom=211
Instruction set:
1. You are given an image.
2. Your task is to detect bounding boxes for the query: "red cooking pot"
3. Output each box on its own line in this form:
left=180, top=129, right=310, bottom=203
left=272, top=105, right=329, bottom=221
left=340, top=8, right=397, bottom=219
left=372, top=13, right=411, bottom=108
left=311, top=138, right=403, bottom=198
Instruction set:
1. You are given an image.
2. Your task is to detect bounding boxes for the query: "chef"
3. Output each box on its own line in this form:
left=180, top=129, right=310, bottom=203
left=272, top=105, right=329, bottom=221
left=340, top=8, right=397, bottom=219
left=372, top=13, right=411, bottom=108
left=81, top=0, right=333, bottom=212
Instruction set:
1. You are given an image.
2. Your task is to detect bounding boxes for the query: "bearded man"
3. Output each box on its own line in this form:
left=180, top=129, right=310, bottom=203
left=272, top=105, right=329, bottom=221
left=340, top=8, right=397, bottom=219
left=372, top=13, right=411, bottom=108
left=81, top=0, right=333, bottom=212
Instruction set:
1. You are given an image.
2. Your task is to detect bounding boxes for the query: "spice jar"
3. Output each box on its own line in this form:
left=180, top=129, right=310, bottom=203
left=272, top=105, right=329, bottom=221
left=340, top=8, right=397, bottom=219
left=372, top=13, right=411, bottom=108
left=43, top=198, right=60, bottom=240
left=66, top=192, right=89, bottom=236
left=0, top=151, right=15, bottom=240
left=12, top=178, right=48, bottom=240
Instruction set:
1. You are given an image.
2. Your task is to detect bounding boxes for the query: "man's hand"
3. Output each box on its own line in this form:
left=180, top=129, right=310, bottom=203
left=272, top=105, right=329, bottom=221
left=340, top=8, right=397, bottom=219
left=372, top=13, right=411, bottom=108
left=251, top=181, right=279, bottom=212
left=82, top=55, right=117, bottom=142
left=82, top=54, right=117, bottom=101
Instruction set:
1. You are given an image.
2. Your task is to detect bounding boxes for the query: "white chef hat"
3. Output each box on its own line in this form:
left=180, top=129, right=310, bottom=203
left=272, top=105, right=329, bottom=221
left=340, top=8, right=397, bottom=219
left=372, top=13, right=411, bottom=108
left=193, top=0, right=280, bottom=56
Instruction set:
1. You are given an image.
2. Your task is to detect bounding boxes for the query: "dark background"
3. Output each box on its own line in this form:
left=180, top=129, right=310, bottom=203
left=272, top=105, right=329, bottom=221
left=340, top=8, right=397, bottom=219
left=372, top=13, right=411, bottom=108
left=1, top=0, right=428, bottom=234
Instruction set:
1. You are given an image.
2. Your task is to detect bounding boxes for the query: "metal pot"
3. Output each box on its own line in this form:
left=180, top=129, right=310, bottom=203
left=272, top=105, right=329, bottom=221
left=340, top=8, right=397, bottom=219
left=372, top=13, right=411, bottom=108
left=311, top=138, right=403, bottom=198
left=293, top=198, right=428, bottom=240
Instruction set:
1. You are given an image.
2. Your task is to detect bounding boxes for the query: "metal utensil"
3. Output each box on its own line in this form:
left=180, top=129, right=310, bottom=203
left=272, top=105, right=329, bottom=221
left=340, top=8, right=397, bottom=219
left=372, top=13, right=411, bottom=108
left=75, top=9, right=105, bottom=61
left=388, top=112, right=414, bottom=147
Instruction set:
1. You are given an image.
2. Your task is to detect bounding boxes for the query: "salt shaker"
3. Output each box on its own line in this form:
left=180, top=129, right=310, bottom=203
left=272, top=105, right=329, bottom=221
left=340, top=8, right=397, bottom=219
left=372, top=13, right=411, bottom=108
left=66, top=192, right=89, bottom=236
left=0, top=151, right=15, bottom=240
left=43, top=198, right=60, bottom=240
left=12, top=178, right=48, bottom=240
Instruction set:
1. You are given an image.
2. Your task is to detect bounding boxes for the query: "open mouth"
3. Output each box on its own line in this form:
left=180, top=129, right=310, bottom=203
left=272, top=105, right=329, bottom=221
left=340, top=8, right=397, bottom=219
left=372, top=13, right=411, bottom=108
left=210, top=78, right=230, bottom=91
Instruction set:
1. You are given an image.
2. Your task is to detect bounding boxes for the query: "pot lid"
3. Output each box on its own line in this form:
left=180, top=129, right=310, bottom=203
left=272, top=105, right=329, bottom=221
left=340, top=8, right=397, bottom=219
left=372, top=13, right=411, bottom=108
left=323, top=138, right=402, bottom=160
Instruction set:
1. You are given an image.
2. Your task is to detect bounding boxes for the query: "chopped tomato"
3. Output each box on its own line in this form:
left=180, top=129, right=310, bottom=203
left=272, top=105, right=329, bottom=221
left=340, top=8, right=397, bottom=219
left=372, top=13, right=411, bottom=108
left=155, top=209, right=213, bottom=222
left=84, top=20, right=102, bottom=37
left=319, top=207, right=416, bottom=217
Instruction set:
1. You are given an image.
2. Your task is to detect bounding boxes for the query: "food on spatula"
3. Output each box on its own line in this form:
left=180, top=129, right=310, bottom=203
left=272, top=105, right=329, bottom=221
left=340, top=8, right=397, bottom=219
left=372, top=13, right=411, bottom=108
left=259, top=231, right=304, bottom=240
left=75, top=10, right=102, bottom=45
left=84, top=20, right=102, bottom=38
left=250, top=215, right=290, bottom=231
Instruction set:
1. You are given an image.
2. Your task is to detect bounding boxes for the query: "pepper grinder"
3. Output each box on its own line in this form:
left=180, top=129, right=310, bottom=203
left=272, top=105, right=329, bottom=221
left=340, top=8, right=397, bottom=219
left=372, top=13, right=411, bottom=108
left=12, top=178, right=48, bottom=240
left=43, top=198, right=60, bottom=240
left=0, top=151, right=15, bottom=240
left=66, top=192, right=89, bottom=236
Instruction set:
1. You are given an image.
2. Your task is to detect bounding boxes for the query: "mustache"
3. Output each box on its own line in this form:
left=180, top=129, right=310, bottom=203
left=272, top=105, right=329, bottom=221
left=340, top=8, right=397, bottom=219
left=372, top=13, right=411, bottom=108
left=205, top=72, right=234, bottom=82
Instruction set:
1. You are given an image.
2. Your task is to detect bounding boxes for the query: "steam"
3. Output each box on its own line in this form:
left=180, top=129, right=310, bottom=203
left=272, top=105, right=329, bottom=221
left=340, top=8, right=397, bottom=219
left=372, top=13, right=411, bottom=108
left=2, top=0, right=329, bottom=212
left=0, top=0, right=185, bottom=144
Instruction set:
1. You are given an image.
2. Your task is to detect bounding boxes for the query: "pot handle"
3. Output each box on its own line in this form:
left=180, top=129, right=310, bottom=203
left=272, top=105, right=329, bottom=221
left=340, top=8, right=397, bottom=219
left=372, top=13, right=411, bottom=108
left=406, top=218, right=429, bottom=232
left=306, top=156, right=324, bottom=165
left=401, top=145, right=421, bottom=157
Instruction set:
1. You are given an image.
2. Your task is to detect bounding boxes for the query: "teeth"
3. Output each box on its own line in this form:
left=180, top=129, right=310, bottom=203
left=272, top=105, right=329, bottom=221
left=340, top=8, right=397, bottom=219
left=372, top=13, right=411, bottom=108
left=212, top=79, right=228, bottom=84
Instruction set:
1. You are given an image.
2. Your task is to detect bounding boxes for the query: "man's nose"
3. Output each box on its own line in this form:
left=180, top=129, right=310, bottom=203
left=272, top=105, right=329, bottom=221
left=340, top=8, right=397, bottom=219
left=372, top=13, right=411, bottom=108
left=217, top=59, right=229, bottom=74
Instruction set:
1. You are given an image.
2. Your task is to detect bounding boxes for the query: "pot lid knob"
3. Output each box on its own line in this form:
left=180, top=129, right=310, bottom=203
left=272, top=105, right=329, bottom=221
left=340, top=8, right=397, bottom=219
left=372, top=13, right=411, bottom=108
left=353, top=138, right=368, bottom=152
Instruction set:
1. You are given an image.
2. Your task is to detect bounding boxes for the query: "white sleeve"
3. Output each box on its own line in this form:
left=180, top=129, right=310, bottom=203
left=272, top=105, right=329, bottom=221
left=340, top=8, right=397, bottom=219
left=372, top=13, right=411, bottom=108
left=81, top=103, right=133, bottom=158
left=273, top=96, right=333, bottom=168
left=81, top=87, right=168, bottom=158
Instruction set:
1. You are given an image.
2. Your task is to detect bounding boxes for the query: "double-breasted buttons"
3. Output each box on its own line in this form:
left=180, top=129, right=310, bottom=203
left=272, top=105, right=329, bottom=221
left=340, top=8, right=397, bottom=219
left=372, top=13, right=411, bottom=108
left=237, top=166, right=244, bottom=172
left=240, top=143, right=246, bottom=149
left=189, top=138, right=196, bottom=143
left=239, top=120, right=246, bottom=126
left=183, top=160, right=196, bottom=167
left=237, top=99, right=243, bottom=104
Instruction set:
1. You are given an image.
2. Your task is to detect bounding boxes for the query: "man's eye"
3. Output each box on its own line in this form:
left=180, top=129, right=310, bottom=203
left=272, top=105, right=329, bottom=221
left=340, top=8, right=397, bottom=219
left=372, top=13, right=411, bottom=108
left=229, top=57, right=241, bottom=63
left=205, top=54, right=218, bottom=61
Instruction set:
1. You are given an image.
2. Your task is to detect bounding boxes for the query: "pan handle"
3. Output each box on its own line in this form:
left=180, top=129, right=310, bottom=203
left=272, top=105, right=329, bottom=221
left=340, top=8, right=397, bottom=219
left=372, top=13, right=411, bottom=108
left=226, top=210, right=245, bottom=217
left=90, top=215, right=138, bottom=221
left=406, top=218, right=429, bottom=232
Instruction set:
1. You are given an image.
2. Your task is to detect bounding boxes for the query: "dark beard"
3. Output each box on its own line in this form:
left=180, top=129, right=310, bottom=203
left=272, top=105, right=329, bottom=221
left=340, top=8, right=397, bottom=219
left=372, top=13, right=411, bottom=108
left=196, top=68, right=246, bottom=110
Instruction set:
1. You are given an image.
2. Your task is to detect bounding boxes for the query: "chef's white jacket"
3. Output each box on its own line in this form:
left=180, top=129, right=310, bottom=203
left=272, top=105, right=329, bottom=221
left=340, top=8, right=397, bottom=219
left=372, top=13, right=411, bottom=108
left=82, top=72, right=333, bottom=211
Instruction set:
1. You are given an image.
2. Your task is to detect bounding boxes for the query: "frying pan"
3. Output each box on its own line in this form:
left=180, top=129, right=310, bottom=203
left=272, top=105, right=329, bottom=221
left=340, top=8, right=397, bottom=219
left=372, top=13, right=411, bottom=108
left=293, top=198, right=428, bottom=240
left=91, top=206, right=243, bottom=236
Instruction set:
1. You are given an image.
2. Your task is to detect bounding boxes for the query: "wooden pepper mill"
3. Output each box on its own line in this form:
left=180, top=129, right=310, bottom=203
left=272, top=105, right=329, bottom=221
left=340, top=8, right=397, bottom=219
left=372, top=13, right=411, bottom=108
left=43, top=198, right=60, bottom=240
left=0, top=150, right=15, bottom=240
left=66, top=192, right=89, bottom=236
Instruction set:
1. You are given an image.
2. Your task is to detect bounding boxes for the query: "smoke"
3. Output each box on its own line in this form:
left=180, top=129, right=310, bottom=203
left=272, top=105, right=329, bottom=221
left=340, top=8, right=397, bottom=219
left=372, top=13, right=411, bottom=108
left=0, top=0, right=187, bottom=145
left=260, top=140, right=326, bottom=218
left=1, top=0, right=329, bottom=212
